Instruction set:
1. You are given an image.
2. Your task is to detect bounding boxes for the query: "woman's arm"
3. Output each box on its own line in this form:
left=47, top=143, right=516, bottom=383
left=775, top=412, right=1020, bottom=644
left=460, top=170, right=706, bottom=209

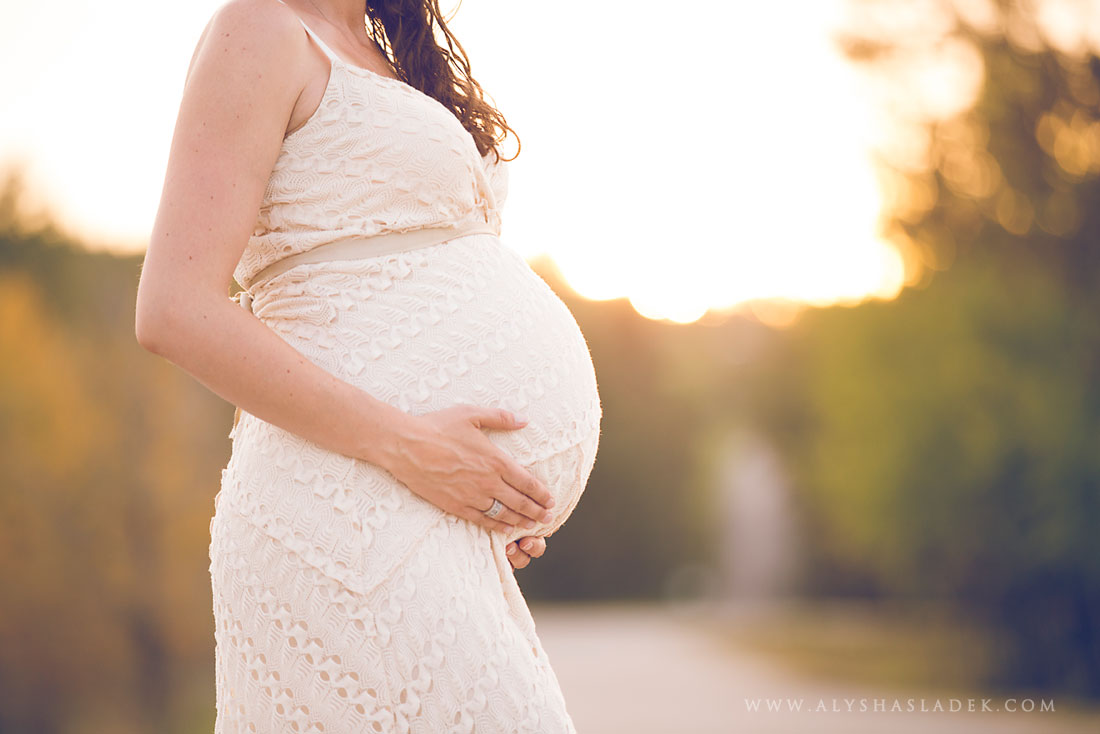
left=135, top=0, right=554, bottom=533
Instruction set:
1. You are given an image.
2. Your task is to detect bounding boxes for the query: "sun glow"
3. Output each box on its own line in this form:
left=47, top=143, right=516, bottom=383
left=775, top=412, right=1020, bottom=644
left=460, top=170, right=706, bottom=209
left=0, top=0, right=988, bottom=324
left=457, top=0, right=916, bottom=323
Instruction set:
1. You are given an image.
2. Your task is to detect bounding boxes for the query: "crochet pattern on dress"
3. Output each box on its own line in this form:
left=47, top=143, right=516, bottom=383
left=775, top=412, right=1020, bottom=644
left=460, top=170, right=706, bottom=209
left=209, top=5, right=603, bottom=732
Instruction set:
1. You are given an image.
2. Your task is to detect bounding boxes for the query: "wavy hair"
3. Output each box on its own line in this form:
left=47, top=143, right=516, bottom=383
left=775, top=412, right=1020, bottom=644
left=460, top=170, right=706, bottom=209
left=363, top=0, right=520, bottom=163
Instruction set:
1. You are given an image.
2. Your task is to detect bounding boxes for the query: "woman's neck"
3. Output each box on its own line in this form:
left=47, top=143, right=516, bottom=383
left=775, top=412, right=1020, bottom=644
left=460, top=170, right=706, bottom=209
left=304, top=0, right=368, bottom=35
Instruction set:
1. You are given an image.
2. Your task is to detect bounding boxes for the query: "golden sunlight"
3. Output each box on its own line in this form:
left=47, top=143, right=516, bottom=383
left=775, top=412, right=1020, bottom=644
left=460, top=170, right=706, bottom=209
left=0, top=0, right=989, bottom=324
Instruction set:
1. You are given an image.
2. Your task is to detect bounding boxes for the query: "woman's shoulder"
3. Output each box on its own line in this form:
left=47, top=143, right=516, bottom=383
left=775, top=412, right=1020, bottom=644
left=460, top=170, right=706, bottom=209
left=209, top=0, right=302, bottom=30
left=185, top=0, right=308, bottom=85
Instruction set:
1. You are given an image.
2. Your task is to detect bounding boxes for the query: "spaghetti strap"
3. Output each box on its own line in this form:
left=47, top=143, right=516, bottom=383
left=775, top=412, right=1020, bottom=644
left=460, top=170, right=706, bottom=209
left=274, top=0, right=342, bottom=63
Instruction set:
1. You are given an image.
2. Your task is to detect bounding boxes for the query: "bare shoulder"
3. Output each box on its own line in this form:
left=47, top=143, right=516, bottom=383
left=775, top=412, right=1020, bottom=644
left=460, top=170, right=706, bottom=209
left=184, top=0, right=309, bottom=88
left=142, top=0, right=314, bottom=301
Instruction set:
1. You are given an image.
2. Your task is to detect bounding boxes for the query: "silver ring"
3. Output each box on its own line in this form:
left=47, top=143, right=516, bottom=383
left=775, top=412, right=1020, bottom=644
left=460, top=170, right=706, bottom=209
left=483, top=498, right=504, bottom=518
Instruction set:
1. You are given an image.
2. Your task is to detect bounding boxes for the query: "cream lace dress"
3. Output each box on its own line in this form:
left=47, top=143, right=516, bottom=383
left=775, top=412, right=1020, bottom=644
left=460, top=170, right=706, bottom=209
left=208, top=7, right=602, bottom=734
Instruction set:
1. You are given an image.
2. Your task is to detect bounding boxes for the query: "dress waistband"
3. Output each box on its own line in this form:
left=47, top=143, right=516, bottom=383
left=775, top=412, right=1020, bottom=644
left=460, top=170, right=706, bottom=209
left=231, top=220, right=499, bottom=313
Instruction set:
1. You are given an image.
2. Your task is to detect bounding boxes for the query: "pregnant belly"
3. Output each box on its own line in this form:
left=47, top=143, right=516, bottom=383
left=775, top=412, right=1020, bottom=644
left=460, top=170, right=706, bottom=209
left=246, top=233, right=603, bottom=467
left=219, top=234, right=602, bottom=595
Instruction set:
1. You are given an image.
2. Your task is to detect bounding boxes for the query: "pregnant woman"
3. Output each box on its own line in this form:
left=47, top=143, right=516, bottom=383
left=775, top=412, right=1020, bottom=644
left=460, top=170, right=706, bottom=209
left=134, top=0, right=602, bottom=731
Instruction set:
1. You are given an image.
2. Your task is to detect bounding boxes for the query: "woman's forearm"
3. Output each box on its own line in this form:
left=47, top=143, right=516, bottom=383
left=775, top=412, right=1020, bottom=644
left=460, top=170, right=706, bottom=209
left=136, top=290, right=413, bottom=469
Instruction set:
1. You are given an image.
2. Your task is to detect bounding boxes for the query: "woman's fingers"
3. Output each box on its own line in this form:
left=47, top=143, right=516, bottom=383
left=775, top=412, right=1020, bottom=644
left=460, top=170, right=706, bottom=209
left=488, top=483, right=556, bottom=528
left=494, top=453, right=555, bottom=512
left=482, top=503, right=532, bottom=530
left=506, top=536, right=547, bottom=570
left=466, top=406, right=529, bottom=431
left=460, top=406, right=555, bottom=520
left=475, top=494, right=540, bottom=531
left=458, top=505, right=514, bottom=535
left=390, top=406, right=557, bottom=531
left=520, top=536, right=546, bottom=558
left=507, top=544, right=531, bottom=569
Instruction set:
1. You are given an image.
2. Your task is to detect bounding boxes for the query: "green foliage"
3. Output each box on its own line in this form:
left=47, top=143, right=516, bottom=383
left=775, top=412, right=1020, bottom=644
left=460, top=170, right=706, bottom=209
left=749, top=245, right=1100, bottom=696
left=738, top=0, right=1100, bottom=697
left=0, top=177, right=229, bottom=733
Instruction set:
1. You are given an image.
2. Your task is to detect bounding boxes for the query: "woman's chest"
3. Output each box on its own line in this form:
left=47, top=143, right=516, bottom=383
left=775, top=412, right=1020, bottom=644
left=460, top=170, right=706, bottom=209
left=272, top=71, right=488, bottom=194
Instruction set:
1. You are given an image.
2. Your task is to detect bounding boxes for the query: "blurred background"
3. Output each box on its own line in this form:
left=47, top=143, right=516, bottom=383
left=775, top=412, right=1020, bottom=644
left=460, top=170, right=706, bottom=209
left=2, top=0, right=1099, bottom=732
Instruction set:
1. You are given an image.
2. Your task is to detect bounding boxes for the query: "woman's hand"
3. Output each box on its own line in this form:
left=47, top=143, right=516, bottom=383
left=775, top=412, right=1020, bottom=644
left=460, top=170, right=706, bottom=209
left=506, top=536, right=547, bottom=570
left=379, top=405, right=556, bottom=534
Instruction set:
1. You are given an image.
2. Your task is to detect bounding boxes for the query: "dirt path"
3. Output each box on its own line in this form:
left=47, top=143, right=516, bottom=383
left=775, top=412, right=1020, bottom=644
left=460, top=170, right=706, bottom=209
left=531, top=602, right=1100, bottom=734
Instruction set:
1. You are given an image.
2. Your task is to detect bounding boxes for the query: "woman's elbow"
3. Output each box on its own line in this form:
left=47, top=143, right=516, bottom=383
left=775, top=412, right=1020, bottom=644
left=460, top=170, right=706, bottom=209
left=135, top=283, right=225, bottom=356
left=135, top=299, right=170, bottom=354
left=134, top=283, right=182, bottom=355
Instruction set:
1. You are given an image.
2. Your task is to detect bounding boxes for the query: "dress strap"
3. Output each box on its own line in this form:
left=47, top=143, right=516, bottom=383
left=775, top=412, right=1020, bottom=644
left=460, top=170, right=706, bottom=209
left=274, top=0, right=343, bottom=64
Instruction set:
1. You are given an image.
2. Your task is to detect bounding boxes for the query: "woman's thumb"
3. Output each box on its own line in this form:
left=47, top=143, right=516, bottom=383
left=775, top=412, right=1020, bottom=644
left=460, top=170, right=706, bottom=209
left=472, top=407, right=529, bottom=430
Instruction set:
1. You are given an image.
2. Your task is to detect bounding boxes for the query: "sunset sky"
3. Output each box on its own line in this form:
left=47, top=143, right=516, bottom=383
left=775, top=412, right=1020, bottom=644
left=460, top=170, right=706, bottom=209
left=0, top=0, right=1039, bottom=323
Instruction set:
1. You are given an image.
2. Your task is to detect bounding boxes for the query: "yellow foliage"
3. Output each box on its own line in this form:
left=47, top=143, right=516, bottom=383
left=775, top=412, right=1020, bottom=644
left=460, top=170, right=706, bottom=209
left=0, top=271, right=103, bottom=481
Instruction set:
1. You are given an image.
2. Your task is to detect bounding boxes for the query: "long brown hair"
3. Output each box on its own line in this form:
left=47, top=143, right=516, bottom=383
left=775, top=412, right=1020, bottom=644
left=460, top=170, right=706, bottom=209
left=363, top=0, right=520, bottom=163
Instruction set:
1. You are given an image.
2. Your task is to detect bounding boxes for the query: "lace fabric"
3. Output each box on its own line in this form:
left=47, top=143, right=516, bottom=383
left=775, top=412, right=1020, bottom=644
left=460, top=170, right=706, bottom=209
left=233, top=4, right=508, bottom=291
left=211, top=6, right=603, bottom=732
left=211, top=433, right=596, bottom=733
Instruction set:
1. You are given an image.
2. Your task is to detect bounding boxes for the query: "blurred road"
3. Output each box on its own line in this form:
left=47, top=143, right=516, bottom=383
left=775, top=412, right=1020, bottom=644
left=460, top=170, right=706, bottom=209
left=531, top=602, right=1100, bottom=734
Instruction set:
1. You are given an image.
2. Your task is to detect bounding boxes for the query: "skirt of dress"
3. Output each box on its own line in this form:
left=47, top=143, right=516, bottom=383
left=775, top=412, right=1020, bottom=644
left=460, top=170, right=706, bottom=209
left=209, top=426, right=600, bottom=734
